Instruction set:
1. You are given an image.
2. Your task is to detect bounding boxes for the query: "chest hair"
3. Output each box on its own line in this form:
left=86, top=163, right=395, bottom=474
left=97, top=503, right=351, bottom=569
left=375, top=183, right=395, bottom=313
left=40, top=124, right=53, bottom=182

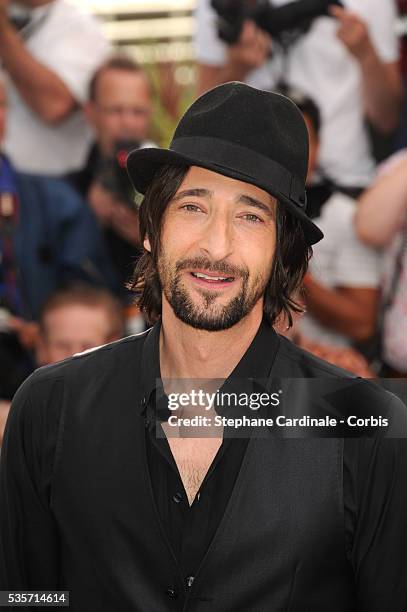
left=167, top=437, right=222, bottom=505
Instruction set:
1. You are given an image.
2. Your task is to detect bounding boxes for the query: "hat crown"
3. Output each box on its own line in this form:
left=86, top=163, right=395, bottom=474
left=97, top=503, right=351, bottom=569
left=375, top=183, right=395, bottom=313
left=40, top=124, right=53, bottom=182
left=126, top=81, right=324, bottom=245
left=171, top=82, right=309, bottom=183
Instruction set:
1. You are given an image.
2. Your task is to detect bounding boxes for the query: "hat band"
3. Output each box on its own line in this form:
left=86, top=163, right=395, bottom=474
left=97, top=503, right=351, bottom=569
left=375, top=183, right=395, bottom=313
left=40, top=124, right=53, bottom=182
left=170, top=136, right=306, bottom=208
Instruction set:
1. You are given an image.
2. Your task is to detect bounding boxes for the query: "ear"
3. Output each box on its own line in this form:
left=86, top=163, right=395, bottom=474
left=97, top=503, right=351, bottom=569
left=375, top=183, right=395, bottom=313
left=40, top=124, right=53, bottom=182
left=144, top=236, right=151, bottom=252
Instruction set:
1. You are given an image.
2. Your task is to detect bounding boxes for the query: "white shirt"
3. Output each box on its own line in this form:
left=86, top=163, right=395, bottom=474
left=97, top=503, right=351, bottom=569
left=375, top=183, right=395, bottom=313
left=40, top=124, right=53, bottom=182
left=299, top=192, right=382, bottom=347
left=4, top=1, right=111, bottom=175
left=195, top=0, right=399, bottom=187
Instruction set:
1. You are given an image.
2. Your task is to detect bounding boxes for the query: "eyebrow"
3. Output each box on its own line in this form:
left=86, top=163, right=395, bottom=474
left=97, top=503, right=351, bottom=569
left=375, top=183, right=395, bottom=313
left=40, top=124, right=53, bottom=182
left=172, top=188, right=274, bottom=217
left=237, top=194, right=275, bottom=218
left=171, top=188, right=211, bottom=202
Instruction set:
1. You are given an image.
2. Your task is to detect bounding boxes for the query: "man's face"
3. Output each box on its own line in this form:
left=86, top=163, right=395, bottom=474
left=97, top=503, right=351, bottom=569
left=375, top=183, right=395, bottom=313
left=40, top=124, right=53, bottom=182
left=146, top=166, right=277, bottom=331
left=0, top=83, right=6, bottom=145
left=85, top=69, right=152, bottom=156
left=37, top=304, right=114, bottom=365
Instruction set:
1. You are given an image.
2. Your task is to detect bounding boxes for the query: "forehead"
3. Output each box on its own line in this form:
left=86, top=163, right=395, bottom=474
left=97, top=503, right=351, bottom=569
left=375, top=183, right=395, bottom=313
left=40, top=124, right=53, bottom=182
left=95, top=69, right=150, bottom=98
left=175, top=166, right=276, bottom=205
left=43, top=304, right=110, bottom=332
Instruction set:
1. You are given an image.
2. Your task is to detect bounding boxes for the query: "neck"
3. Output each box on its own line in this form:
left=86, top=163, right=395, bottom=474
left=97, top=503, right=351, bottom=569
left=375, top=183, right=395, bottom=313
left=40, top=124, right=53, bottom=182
left=159, top=298, right=264, bottom=380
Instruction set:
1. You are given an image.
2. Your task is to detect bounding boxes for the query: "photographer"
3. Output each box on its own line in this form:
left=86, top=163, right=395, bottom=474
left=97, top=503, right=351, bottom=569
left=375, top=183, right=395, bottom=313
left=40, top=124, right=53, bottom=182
left=195, top=0, right=402, bottom=194
left=0, top=0, right=110, bottom=175
left=68, top=57, right=155, bottom=301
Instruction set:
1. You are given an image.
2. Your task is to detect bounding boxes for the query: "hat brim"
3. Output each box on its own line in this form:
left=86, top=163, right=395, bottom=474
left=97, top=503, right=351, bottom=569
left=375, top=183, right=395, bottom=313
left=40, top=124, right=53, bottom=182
left=127, top=147, right=323, bottom=246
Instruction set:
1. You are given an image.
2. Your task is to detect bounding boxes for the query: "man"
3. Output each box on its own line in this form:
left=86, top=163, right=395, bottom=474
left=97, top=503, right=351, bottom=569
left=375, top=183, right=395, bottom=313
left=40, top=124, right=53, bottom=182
left=1, top=83, right=406, bottom=610
left=69, top=55, right=154, bottom=198
left=1, top=0, right=110, bottom=175
left=0, top=76, right=117, bottom=397
left=355, top=148, right=407, bottom=375
left=287, top=91, right=381, bottom=348
left=0, top=284, right=124, bottom=448
left=68, top=56, right=155, bottom=299
left=36, top=284, right=125, bottom=366
left=195, top=0, right=402, bottom=194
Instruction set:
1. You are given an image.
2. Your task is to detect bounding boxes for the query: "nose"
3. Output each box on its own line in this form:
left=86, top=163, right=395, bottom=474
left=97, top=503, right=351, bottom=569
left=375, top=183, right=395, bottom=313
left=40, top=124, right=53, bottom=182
left=198, top=208, right=234, bottom=262
left=119, top=109, right=141, bottom=131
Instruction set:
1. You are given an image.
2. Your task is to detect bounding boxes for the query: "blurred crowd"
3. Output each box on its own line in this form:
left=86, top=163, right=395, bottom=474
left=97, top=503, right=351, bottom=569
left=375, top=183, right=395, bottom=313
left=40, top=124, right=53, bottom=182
left=1, top=0, right=407, bottom=443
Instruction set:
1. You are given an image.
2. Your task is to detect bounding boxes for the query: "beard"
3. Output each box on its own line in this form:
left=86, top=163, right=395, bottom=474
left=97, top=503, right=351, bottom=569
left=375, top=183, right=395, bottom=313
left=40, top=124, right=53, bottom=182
left=157, top=253, right=268, bottom=331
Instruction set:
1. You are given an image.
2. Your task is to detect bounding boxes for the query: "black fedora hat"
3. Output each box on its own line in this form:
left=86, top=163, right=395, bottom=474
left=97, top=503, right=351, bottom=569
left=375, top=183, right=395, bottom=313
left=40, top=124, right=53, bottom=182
left=127, top=82, right=323, bottom=246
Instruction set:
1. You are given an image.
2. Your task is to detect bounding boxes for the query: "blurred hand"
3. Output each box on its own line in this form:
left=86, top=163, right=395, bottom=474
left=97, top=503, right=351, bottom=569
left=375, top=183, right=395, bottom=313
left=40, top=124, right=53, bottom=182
left=329, top=5, right=373, bottom=61
left=0, top=400, right=11, bottom=446
left=227, top=20, right=271, bottom=76
left=109, top=201, right=140, bottom=247
left=88, top=181, right=140, bottom=246
left=88, top=182, right=116, bottom=225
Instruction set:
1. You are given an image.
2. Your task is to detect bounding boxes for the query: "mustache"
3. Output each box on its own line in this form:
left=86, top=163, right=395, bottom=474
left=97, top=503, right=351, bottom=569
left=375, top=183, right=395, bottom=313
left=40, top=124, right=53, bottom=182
left=175, top=257, right=249, bottom=280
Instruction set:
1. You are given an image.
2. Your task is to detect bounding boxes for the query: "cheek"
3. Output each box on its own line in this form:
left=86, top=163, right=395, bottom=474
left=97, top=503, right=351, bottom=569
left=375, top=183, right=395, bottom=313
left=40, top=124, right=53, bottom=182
left=241, top=229, right=276, bottom=273
left=102, top=116, right=121, bottom=137
left=161, top=218, right=198, bottom=254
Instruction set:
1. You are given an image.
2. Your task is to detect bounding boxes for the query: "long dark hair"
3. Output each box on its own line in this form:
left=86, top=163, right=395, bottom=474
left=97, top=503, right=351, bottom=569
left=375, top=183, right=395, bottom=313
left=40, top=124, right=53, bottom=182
left=129, top=164, right=312, bottom=327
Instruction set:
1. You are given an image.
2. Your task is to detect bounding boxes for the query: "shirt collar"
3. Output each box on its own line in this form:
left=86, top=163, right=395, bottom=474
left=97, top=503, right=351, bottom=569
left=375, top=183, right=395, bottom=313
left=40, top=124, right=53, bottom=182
left=138, top=316, right=281, bottom=416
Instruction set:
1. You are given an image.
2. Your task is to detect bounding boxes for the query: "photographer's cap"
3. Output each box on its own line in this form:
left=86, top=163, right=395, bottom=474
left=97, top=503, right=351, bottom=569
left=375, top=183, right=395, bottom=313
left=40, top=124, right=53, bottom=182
left=127, top=81, right=323, bottom=245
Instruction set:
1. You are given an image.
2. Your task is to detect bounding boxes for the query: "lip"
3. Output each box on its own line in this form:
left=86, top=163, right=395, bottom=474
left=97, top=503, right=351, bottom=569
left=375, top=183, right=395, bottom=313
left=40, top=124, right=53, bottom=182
left=186, top=269, right=238, bottom=291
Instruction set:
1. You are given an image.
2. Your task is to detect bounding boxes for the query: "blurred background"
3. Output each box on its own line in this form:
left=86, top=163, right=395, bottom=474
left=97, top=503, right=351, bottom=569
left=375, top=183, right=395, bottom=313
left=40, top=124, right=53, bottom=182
left=1, top=0, right=407, bottom=445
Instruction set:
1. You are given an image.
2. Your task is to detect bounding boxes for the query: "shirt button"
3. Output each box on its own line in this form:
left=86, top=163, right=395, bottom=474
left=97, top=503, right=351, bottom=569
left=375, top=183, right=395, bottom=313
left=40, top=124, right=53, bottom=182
left=172, top=492, right=183, bottom=503
left=166, top=585, right=178, bottom=599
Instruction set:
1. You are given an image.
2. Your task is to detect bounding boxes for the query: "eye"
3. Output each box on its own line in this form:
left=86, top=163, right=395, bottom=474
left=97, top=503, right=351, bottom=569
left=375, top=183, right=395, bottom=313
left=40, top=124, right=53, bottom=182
left=180, top=203, right=204, bottom=213
left=240, top=213, right=264, bottom=223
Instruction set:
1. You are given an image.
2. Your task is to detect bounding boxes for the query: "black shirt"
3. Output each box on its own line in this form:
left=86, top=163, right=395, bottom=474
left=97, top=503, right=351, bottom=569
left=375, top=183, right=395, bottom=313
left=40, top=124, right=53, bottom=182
left=1, top=319, right=407, bottom=610
left=142, top=319, right=281, bottom=584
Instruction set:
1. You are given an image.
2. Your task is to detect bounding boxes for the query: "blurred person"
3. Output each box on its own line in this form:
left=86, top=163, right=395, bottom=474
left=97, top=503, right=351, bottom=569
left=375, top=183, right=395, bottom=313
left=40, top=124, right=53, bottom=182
left=290, top=90, right=381, bottom=348
left=355, top=149, right=407, bottom=375
left=69, top=56, right=154, bottom=196
left=195, top=0, right=402, bottom=200
left=0, top=77, right=117, bottom=404
left=68, top=57, right=155, bottom=312
left=36, top=284, right=125, bottom=365
left=0, top=284, right=125, bottom=448
left=1, top=83, right=406, bottom=610
left=0, top=0, right=110, bottom=175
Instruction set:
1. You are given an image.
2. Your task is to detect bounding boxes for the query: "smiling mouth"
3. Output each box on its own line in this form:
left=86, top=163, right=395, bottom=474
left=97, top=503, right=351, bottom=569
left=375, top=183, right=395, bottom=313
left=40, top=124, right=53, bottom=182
left=190, top=271, right=235, bottom=284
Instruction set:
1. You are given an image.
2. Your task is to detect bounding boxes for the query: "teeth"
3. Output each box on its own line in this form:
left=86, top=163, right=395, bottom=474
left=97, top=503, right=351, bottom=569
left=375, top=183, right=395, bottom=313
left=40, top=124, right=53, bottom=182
left=192, top=272, right=230, bottom=281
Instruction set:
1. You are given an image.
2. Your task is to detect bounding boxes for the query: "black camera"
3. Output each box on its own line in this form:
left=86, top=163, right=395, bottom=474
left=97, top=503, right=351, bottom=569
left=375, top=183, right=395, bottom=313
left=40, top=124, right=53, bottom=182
left=95, top=140, right=140, bottom=208
left=211, top=0, right=343, bottom=46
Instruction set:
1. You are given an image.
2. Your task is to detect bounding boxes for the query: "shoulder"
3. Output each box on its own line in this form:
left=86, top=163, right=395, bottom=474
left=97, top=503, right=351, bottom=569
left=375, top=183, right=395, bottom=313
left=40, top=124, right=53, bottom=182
left=3, top=330, right=152, bottom=471
left=275, top=336, right=407, bottom=425
left=50, top=0, right=105, bottom=31
left=31, top=329, right=151, bottom=390
left=16, top=174, right=91, bottom=222
left=276, top=334, right=357, bottom=378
